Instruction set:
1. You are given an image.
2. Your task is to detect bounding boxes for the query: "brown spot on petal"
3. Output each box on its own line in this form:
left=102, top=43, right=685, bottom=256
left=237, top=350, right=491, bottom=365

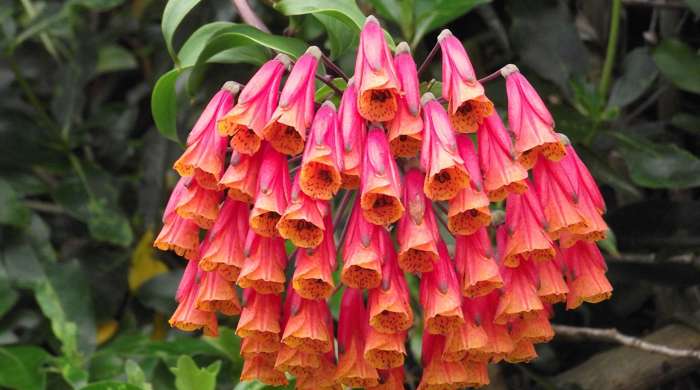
left=263, top=122, right=304, bottom=156
left=277, top=219, right=324, bottom=248
left=450, top=98, right=494, bottom=134
left=359, top=89, right=398, bottom=122
left=341, top=266, right=382, bottom=289
left=300, top=161, right=342, bottom=200
left=250, top=212, right=282, bottom=237
left=361, top=193, right=404, bottom=225
left=230, top=126, right=261, bottom=155
left=398, top=249, right=436, bottom=273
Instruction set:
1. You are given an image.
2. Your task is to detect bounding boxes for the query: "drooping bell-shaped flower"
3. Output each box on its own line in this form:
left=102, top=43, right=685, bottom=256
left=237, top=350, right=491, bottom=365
left=196, top=270, right=241, bottom=316
left=368, top=368, right=405, bottom=390
left=388, top=42, right=423, bottom=158
left=299, top=101, right=343, bottom=200
left=292, top=215, right=336, bottom=300
left=396, top=168, right=439, bottom=273
left=240, top=354, right=288, bottom=386
left=442, top=299, right=489, bottom=362
left=277, top=173, right=328, bottom=248
left=175, top=82, right=240, bottom=189
left=250, top=143, right=291, bottom=237
left=438, top=29, right=494, bottom=133
left=219, top=55, right=290, bottom=155
left=510, top=308, right=555, bottom=345
left=420, top=93, right=470, bottom=201
left=169, top=271, right=218, bottom=336
left=262, top=47, right=320, bottom=155
left=154, top=178, right=200, bottom=259
left=236, top=289, right=282, bottom=341
left=454, top=228, right=503, bottom=297
left=364, top=327, right=407, bottom=369
left=360, top=125, right=405, bottom=225
left=237, top=230, right=287, bottom=294
left=419, top=333, right=489, bottom=390
left=335, top=287, right=380, bottom=388
left=338, top=79, right=367, bottom=189
left=368, top=233, right=413, bottom=333
left=296, top=350, right=339, bottom=390
left=240, top=335, right=279, bottom=363
left=478, top=113, right=528, bottom=201
left=354, top=16, right=401, bottom=122
left=341, top=204, right=383, bottom=289
left=536, top=248, right=569, bottom=304
left=505, top=339, right=538, bottom=363
left=502, top=181, right=556, bottom=267
left=281, top=289, right=334, bottom=353
left=199, top=199, right=248, bottom=281
left=176, top=258, right=199, bottom=302
left=448, top=135, right=491, bottom=235
left=562, top=240, right=612, bottom=309
left=503, top=65, right=565, bottom=169
left=175, top=178, right=221, bottom=229
left=463, top=292, right=514, bottom=362
left=220, top=150, right=261, bottom=203
left=420, top=241, right=464, bottom=334
left=274, top=344, right=320, bottom=377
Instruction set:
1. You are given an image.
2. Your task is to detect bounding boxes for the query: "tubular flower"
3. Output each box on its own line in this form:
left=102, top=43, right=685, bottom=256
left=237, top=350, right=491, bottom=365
left=420, top=241, right=464, bottom=334
left=176, top=258, right=199, bottom=302
left=495, top=250, right=544, bottom=324
left=562, top=241, right=612, bottom=309
left=447, top=135, right=491, bottom=235
left=300, top=101, right=343, bottom=200
left=364, top=327, right=407, bottom=369
left=341, top=205, right=383, bottom=289
left=503, top=65, right=565, bottom=169
left=335, top=288, right=380, bottom=388
left=274, top=345, right=320, bottom=377
left=219, top=55, right=290, bottom=155
left=240, top=336, right=279, bottom=362
left=196, top=270, right=241, bottom=316
left=438, top=29, right=494, bottom=133
left=463, top=293, right=514, bottom=363
left=368, top=234, right=413, bottom=333
left=396, top=168, right=439, bottom=273
left=292, top=215, right=336, bottom=300
left=338, top=79, right=367, bottom=189
left=369, top=368, right=405, bottom=390
left=199, top=199, right=248, bottom=281
left=354, top=16, right=400, bottom=122
left=219, top=150, right=261, bottom=203
left=154, top=178, right=199, bottom=259
left=237, top=231, right=287, bottom=294
left=277, top=173, right=328, bottom=248
left=502, top=181, right=556, bottom=267
left=505, top=339, right=538, bottom=363
left=240, top=354, right=288, bottom=386
left=175, top=82, right=239, bottom=189
left=360, top=125, right=405, bottom=225
left=510, top=308, right=555, bottom=345
left=261, top=47, right=320, bottom=155
left=420, top=94, right=470, bottom=201
left=236, top=289, right=282, bottom=341
left=536, top=249, right=569, bottom=304
left=169, top=275, right=218, bottom=336
left=296, top=351, right=340, bottom=390
left=418, top=333, right=477, bottom=390
left=478, top=113, right=528, bottom=201
left=175, top=178, right=221, bottom=229
left=281, top=289, right=334, bottom=353
left=388, top=42, right=423, bottom=157
left=454, top=228, right=503, bottom=297
left=249, top=144, right=291, bottom=237
left=442, top=300, right=489, bottom=362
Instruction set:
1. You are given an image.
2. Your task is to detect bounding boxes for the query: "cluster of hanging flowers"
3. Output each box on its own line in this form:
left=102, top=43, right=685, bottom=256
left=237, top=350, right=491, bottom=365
left=154, top=16, right=612, bottom=389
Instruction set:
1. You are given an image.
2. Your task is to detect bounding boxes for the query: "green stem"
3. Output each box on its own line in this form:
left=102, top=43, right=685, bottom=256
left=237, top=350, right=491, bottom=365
left=599, top=0, right=622, bottom=99
left=8, top=56, right=57, bottom=131
left=68, top=153, right=95, bottom=201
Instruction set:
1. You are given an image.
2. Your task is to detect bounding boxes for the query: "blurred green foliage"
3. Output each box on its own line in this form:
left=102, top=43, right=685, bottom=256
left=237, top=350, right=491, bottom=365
left=0, top=0, right=699, bottom=389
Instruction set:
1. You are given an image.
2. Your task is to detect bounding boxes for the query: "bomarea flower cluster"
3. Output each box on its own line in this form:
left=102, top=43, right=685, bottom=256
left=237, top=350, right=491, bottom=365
left=153, top=16, right=612, bottom=389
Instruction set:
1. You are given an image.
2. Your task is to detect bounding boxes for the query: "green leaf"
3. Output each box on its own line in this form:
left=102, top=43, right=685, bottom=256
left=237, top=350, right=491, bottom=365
left=81, top=382, right=142, bottom=390
left=170, top=356, right=221, bottom=390
left=275, top=0, right=367, bottom=31
left=125, top=360, right=153, bottom=390
left=653, top=39, right=700, bottom=94
left=96, top=44, right=138, bottom=74
left=203, top=327, right=243, bottom=365
left=195, top=26, right=308, bottom=61
left=70, top=0, right=126, bottom=11
left=151, top=69, right=181, bottom=143
left=614, top=132, right=700, bottom=189
left=87, top=199, right=134, bottom=247
left=368, top=0, right=414, bottom=41
left=412, top=0, right=489, bottom=47
left=0, top=179, right=31, bottom=228
left=687, top=0, right=700, bottom=15
left=314, top=14, right=356, bottom=59
left=608, top=47, right=658, bottom=108
left=671, top=112, right=700, bottom=135
left=0, top=262, right=18, bottom=318
left=314, top=78, right=346, bottom=103
left=136, top=270, right=181, bottom=313
left=161, top=0, right=202, bottom=64
left=179, top=22, right=239, bottom=67
left=0, top=346, right=49, bottom=390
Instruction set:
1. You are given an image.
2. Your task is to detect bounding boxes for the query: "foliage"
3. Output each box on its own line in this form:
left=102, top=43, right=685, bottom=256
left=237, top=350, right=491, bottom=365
left=0, top=0, right=699, bottom=389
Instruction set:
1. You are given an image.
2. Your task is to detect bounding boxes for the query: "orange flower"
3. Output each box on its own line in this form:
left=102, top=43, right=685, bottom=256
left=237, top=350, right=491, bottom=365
left=175, top=82, right=239, bottom=189
left=536, top=249, right=569, bottom=304
left=420, top=241, right=464, bottom=334
left=195, top=270, right=241, bottom=316
left=249, top=143, right=291, bottom=237
left=442, top=300, right=488, bottom=362
left=154, top=215, right=199, bottom=260
left=454, top=228, right=503, bottom=298
left=420, top=93, right=470, bottom=201
left=175, top=178, right=221, bottom=229
left=463, top=293, right=514, bottom=363
left=240, top=336, right=279, bottom=362
left=335, top=288, right=379, bottom=387
left=364, top=328, right=406, bottom=369
left=277, top=173, right=328, bottom=248
left=418, top=333, right=479, bottom=390
left=494, top=250, right=544, bottom=324
left=396, top=168, right=439, bottom=273
left=504, top=65, right=565, bottom=169
left=292, top=215, right=336, bottom=299
left=354, top=16, right=400, bottom=122
left=447, top=135, right=491, bottom=235
left=219, top=150, right=261, bottom=203
left=338, top=79, right=366, bottom=189
left=299, top=101, right=343, bottom=200
left=562, top=241, right=612, bottom=309
left=368, top=368, right=405, bottom=390
left=169, top=276, right=218, bottom=336
left=219, top=55, right=290, bottom=155
left=341, top=204, right=383, bottom=289
left=240, top=354, right=288, bottom=386
left=236, top=289, right=282, bottom=341
left=296, top=351, right=340, bottom=390
left=502, top=181, right=556, bottom=267
left=274, top=344, right=320, bottom=376
left=438, top=29, right=494, bottom=133
left=175, top=258, right=198, bottom=302
left=478, top=113, right=528, bottom=201
left=360, top=125, right=405, bottom=225
left=262, top=47, right=320, bottom=156
left=504, top=339, right=538, bottom=363
left=388, top=42, right=423, bottom=157
left=510, top=308, right=554, bottom=344
left=237, top=231, right=287, bottom=294
left=368, top=233, right=413, bottom=333
left=198, top=199, right=248, bottom=281
left=280, top=289, right=334, bottom=353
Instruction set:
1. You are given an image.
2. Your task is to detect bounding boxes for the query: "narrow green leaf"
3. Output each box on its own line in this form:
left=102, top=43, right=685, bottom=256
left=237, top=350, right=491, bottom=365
left=96, top=44, right=138, bottom=74
left=125, top=360, right=153, bottom=390
left=0, top=179, right=31, bottom=228
left=0, top=346, right=49, bottom=390
left=653, top=39, right=700, bottom=94
left=314, top=14, right=356, bottom=59
left=412, top=0, right=489, bottom=47
left=161, top=0, right=202, bottom=63
left=179, top=21, right=237, bottom=67
left=82, top=382, right=141, bottom=390
left=87, top=199, right=134, bottom=247
left=608, top=47, right=658, bottom=108
left=275, top=0, right=366, bottom=30
left=170, top=356, right=221, bottom=390
left=151, top=69, right=181, bottom=143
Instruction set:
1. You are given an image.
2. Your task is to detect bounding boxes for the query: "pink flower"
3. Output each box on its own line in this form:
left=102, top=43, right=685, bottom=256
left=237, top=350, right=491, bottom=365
left=478, top=113, right=528, bottom=201
left=338, top=79, right=367, bottom=189
left=387, top=42, right=423, bottom=158
left=299, top=101, right=343, bottom=200
left=447, top=135, right=491, bottom=235
left=396, top=168, right=439, bottom=273
left=198, top=199, right=249, bottom=281
left=360, top=125, right=404, bottom=225
left=341, top=202, right=383, bottom=289
left=237, top=229, right=288, bottom=294
left=277, top=173, right=329, bottom=248
left=249, top=143, right=291, bottom=237
left=420, top=241, right=464, bottom=334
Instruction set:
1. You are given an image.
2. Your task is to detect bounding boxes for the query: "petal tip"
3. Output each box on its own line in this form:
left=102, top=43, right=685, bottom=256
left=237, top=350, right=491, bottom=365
left=306, top=46, right=322, bottom=59
left=396, top=41, right=411, bottom=54
left=275, top=53, right=292, bottom=69
left=500, top=64, right=519, bottom=78
left=437, top=29, right=453, bottom=42
left=222, top=81, right=242, bottom=95
left=321, top=100, right=336, bottom=110
left=365, top=15, right=380, bottom=26
left=557, top=133, right=571, bottom=145
left=421, top=92, right=436, bottom=105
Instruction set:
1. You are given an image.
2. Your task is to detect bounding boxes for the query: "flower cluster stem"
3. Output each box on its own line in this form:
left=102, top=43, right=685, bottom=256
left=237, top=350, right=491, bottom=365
left=417, top=42, right=440, bottom=76
left=599, top=0, right=622, bottom=99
